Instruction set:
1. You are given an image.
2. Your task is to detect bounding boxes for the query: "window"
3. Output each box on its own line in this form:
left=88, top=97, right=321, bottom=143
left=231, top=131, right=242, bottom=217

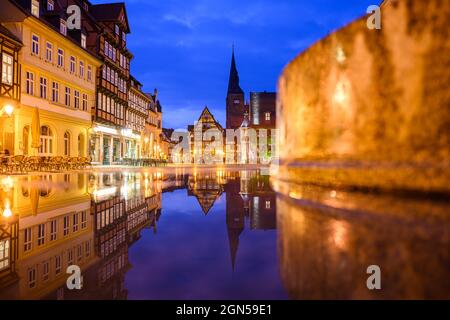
left=87, top=65, right=92, bottom=81
left=57, top=48, right=64, bottom=67
left=63, top=216, right=69, bottom=236
left=79, top=61, right=84, bottom=78
left=52, top=81, right=59, bottom=102
left=32, top=34, right=39, bottom=55
left=50, top=219, right=57, bottom=241
left=64, top=132, right=70, bottom=156
left=31, top=0, right=39, bottom=17
left=55, top=255, right=61, bottom=274
left=77, top=244, right=82, bottom=262
left=26, top=72, right=34, bottom=95
left=85, top=241, right=90, bottom=257
left=38, top=223, right=45, bottom=246
left=1, top=53, right=13, bottom=85
left=81, top=34, right=86, bottom=49
left=70, top=56, right=76, bottom=74
left=60, top=19, right=67, bottom=36
left=47, top=0, right=54, bottom=11
left=81, top=211, right=87, bottom=229
left=39, top=77, right=47, bottom=99
left=0, top=240, right=9, bottom=271
left=24, top=227, right=32, bottom=252
left=45, top=42, right=53, bottom=62
left=42, top=261, right=49, bottom=281
left=265, top=200, right=271, bottom=209
left=67, top=248, right=74, bottom=266
left=82, top=94, right=88, bottom=111
left=115, top=24, right=120, bottom=35
left=39, top=126, right=53, bottom=156
left=65, top=87, right=71, bottom=106
left=28, top=267, right=37, bottom=288
left=73, top=213, right=79, bottom=232
left=265, top=112, right=271, bottom=121
left=74, top=90, right=80, bottom=109
left=122, top=31, right=126, bottom=43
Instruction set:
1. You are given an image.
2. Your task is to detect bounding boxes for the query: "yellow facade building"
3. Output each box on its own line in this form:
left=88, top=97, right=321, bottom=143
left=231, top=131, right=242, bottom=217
left=2, top=5, right=101, bottom=158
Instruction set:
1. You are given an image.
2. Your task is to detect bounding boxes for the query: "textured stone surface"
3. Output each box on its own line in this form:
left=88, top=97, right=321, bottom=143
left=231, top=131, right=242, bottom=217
left=276, top=0, right=450, bottom=193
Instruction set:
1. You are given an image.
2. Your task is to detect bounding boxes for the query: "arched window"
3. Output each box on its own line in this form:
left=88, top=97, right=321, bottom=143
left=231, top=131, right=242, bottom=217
left=64, top=132, right=70, bottom=156
left=39, top=126, right=53, bottom=156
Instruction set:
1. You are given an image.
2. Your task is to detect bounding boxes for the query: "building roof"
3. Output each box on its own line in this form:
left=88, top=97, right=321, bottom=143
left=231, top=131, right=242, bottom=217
left=227, top=47, right=244, bottom=95
left=0, top=24, right=22, bottom=45
left=90, top=2, right=131, bottom=33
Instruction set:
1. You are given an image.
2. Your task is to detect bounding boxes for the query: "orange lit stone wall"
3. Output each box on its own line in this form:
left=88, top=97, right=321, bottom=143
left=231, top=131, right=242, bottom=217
left=276, top=0, right=450, bottom=193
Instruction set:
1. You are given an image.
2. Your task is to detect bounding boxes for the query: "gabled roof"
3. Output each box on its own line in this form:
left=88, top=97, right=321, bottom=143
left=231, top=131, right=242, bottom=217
left=90, top=2, right=131, bottom=33
left=195, top=106, right=224, bottom=130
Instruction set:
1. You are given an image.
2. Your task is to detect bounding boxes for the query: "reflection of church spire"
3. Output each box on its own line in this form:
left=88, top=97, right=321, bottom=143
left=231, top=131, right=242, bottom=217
left=227, top=225, right=243, bottom=272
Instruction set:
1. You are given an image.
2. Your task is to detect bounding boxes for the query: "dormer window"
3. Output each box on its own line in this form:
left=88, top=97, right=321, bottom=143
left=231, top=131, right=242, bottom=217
left=47, top=0, right=54, bottom=11
left=60, top=19, right=67, bottom=36
left=81, top=34, right=86, bottom=49
left=31, top=0, right=40, bottom=17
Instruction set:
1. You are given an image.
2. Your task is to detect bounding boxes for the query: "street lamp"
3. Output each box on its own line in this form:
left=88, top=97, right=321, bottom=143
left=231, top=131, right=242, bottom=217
left=1, top=104, right=14, bottom=117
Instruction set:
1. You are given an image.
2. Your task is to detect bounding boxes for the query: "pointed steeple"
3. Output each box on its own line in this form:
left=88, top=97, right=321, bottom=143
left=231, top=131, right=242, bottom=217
left=227, top=46, right=244, bottom=94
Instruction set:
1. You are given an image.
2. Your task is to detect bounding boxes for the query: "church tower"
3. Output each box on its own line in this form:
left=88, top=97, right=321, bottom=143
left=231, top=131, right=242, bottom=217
left=226, top=47, right=246, bottom=129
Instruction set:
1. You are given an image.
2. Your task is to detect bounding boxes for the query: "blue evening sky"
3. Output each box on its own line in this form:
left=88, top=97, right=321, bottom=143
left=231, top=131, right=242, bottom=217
left=94, top=0, right=379, bottom=129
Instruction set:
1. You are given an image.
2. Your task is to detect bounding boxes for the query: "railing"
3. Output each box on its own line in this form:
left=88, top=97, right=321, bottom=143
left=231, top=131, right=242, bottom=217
left=0, top=156, right=93, bottom=174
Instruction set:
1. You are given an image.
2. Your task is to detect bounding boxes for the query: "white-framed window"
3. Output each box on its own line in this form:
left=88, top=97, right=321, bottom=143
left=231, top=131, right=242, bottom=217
left=57, top=48, right=64, bottom=67
left=265, top=112, right=271, bottom=121
left=60, top=19, right=67, bottom=36
left=63, top=216, right=70, bottom=236
left=81, top=211, right=87, bottom=229
left=55, top=255, right=62, bottom=274
left=1, top=53, right=13, bottom=85
left=265, top=200, right=271, bottom=209
left=87, top=65, right=92, bottom=81
left=0, top=240, right=10, bottom=271
left=50, top=219, right=57, bottom=241
left=74, top=90, right=80, bottom=109
left=45, top=42, right=53, bottom=62
left=82, top=93, right=88, bottom=111
left=26, top=71, right=34, bottom=95
left=81, top=34, right=86, bottom=49
left=52, top=81, right=59, bottom=102
left=79, top=61, right=84, bottom=78
left=67, top=248, right=74, bottom=266
left=42, top=260, right=49, bottom=281
left=73, top=213, right=79, bottom=232
left=39, top=77, right=47, bottom=99
left=37, top=223, right=45, bottom=246
left=28, top=267, right=37, bottom=288
left=31, top=0, right=40, bottom=17
left=32, top=34, right=39, bottom=55
left=39, top=126, right=53, bottom=156
left=24, top=227, right=32, bottom=252
left=47, top=0, right=54, bottom=11
left=70, top=56, right=76, bottom=74
left=65, top=87, right=71, bottom=106
left=64, top=132, right=70, bottom=156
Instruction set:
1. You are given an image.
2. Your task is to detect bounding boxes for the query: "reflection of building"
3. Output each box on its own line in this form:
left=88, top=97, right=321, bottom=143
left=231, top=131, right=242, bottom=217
left=1, top=1, right=101, bottom=157
left=0, top=24, right=21, bottom=154
left=188, top=107, right=225, bottom=164
left=224, top=171, right=276, bottom=271
left=187, top=171, right=223, bottom=215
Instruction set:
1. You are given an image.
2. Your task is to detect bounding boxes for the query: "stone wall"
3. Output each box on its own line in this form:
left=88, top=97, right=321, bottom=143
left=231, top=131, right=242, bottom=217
left=276, top=0, right=450, bottom=193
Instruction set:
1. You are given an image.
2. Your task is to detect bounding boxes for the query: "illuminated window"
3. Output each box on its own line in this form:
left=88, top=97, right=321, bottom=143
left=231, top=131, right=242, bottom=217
left=28, top=267, right=37, bottom=288
left=81, top=34, right=86, bottom=49
left=265, top=112, right=271, bottom=121
left=82, top=94, right=88, bottom=111
left=63, top=216, right=70, bottom=236
left=55, top=255, right=62, bottom=274
left=64, top=132, right=70, bottom=156
left=74, top=90, right=80, bottom=109
left=39, top=77, right=47, bottom=99
left=39, top=126, right=53, bottom=156
left=47, top=0, right=54, bottom=11
left=70, top=56, right=76, bottom=73
left=65, top=87, right=71, bottom=107
left=31, top=0, right=39, bottom=17
left=50, top=219, right=57, bottom=241
left=67, top=248, right=73, bottom=266
left=81, top=211, right=87, bottom=229
left=79, top=61, right=84, bottom=78
left=73, top=213, right=79, bottom=232
left=87, top=65, right=92, bottom=81
left=2, top=53, right=13, bottom=85
left=42, top=261, right=49, bottom=281
left=265, top=200, right=271, bottom=209
left=52, top=81, right=59, bottom=103
left=26, top=72, right=34, bottom=95
left=0, top=240, right=9, bottom=271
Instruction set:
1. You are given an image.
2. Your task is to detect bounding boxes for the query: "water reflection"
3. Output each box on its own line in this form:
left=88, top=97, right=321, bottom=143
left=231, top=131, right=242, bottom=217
left=0, top=169, right=279, bottom=300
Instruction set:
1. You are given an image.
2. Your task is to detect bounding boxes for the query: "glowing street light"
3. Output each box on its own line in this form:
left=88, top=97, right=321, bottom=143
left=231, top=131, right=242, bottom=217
left=1, top=104, right=14, bottom=117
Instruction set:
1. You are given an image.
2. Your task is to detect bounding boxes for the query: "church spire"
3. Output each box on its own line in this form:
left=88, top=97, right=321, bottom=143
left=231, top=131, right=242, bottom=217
left=227, top=46, right=244, bottom=94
